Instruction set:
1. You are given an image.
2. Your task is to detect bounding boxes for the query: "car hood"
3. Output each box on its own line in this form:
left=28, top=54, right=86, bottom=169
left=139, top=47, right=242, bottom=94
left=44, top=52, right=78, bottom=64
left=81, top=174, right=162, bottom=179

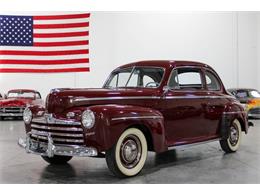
left=0, top=98, right=33, bottom=107
left=46, top=88, right=161, bottom=114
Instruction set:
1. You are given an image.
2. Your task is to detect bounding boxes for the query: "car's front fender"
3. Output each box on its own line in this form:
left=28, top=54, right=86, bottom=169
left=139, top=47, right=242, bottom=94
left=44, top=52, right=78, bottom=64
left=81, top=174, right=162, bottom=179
left=85, top=104, right=167, bottom=153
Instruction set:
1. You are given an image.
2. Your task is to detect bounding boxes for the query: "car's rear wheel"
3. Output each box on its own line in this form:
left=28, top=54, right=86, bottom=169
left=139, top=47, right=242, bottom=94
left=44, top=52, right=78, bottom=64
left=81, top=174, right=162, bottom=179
left=105, top=128, right=148, bottom=178
left=220, top=119, right=242, bottom=153
left=41, top=155, right=73, bottom=165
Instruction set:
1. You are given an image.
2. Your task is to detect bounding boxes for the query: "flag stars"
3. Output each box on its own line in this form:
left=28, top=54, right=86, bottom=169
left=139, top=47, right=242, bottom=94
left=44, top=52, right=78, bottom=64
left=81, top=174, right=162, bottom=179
left=0, top=15, right=33, bottom=46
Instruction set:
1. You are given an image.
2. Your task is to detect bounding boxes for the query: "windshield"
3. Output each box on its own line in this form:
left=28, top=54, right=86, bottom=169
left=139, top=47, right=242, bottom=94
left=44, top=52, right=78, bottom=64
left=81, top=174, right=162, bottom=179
left=230, top=89, right=260, bottom=99
left=104, top=67, right=164, bottom=88
left=7, top=92, right=36, bottom=99
left=235, top=91, right=248, bottom=98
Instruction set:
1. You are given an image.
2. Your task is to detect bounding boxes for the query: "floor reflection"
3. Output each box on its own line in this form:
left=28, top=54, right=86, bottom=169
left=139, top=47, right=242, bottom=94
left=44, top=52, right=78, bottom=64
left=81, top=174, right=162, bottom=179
left=154, top=149, right=178, bottom=166
left=1, top=120, right=260, bottom=183
left=40, top=164, right=76, bottom=183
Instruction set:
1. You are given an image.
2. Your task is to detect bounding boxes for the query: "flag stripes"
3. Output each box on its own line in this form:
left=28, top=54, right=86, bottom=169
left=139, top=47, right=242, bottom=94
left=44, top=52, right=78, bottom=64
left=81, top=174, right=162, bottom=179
left=0, top=12, right=90, bottom=73
left=33, top=13, right=90, bottom=20
left=33, top=31, right=89, bottom=38
left=0, top=49, right=89, bottom=56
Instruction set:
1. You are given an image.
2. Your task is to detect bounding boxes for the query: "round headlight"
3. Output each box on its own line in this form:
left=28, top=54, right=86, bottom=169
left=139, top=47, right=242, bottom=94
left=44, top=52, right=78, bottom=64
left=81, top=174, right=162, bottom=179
left=81, top=109, right=95, bottom=129
left=23, top=107, right=32, bottom=124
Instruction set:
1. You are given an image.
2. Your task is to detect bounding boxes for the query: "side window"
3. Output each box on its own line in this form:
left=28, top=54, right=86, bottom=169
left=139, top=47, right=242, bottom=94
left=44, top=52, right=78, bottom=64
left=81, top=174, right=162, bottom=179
left=117, top=71, right=132, bottom=87
left=169, top=68, right=203, bottom=90
left=168, top=69, right=179, bottom=89
left=127, top=69, right=139, bottom=87
left=143, top=75, right=156, bottom=87
left=205, top=70, right=221, bottom=91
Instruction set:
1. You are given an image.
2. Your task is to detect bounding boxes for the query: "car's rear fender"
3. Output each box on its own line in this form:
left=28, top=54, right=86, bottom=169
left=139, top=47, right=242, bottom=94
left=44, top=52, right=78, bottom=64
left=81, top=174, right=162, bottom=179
left=220, top=103, right=248, bottom=139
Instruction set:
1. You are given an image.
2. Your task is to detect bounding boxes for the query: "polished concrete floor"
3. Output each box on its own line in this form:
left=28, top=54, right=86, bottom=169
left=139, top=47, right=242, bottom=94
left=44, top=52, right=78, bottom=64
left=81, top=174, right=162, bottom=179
left=0, top=118, right=259, bottom=184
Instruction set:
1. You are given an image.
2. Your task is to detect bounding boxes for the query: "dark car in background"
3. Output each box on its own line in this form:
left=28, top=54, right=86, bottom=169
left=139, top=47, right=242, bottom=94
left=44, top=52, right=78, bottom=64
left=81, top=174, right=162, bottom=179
left=228, top=88, right=260, bottom=119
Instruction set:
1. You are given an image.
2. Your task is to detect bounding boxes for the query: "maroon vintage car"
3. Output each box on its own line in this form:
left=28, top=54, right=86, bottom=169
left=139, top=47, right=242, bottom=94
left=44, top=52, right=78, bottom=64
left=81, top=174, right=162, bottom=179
left=18, top=61, right=248, bottom=178
left=0, top=89, right=43, bottom=120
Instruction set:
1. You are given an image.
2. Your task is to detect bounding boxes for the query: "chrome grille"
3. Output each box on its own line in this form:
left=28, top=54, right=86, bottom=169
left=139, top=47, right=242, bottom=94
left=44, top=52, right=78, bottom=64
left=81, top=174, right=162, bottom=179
left=0, top=107, right=25, bottom=113
left=30, top=121, right=84, bottom=145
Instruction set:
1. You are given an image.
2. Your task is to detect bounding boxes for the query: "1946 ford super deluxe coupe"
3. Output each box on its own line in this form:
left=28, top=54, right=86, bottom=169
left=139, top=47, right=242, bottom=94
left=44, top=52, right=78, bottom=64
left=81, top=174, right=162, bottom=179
left=18, top=60, right=248, bottom=178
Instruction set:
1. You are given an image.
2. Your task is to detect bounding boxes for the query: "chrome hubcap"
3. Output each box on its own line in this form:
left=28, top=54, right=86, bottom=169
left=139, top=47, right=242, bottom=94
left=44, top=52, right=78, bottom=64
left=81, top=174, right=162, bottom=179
left=229, top=124, right=239, bottom=146
left=120, top=135, right=142, bottom=169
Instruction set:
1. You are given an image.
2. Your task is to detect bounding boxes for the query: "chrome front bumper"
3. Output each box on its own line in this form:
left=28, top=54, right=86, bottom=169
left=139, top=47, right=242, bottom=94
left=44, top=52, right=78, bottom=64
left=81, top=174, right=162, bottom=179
left=18, top=133, right=98, bottom=158
left=0, top=113, right=23, bottom=117
left=248, top=113, right=260, bottom=118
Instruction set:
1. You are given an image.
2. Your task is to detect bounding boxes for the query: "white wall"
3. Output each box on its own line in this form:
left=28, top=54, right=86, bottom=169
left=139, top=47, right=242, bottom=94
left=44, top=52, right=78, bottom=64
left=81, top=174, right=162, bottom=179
left=0, top=12, right=259, bottom=99
left=237, top=12, right=258, bottom=89
left=257, top=14, right=260, bottom=90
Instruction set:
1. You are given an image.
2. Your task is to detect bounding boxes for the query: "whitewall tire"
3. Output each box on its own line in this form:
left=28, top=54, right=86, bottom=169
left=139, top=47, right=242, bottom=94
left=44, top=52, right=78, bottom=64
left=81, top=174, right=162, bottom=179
left=105, top=128, right=148, bottom=178
left=220, top=119, right=242, bottom=153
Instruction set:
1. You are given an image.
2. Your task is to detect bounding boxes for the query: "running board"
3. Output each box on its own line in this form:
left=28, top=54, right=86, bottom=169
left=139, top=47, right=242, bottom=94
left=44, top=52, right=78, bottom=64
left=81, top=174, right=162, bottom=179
left=168, top=138, right=220, bottom=150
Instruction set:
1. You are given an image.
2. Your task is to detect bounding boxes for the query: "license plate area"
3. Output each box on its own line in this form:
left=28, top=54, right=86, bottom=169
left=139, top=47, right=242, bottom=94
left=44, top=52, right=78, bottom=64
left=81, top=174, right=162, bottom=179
left=30, top=138, right=48, bottom=153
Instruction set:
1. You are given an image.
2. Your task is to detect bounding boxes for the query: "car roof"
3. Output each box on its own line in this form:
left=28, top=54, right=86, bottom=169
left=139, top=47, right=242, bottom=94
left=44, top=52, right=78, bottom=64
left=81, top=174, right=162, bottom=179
left=117, top=60, right=212, bottom=70
left=8, top=89, right=39, bottom=93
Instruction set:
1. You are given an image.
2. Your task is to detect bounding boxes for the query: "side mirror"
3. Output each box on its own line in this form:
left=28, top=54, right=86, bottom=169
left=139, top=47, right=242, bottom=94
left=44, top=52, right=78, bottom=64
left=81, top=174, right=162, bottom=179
left=4, top=94, right=7, bottom=99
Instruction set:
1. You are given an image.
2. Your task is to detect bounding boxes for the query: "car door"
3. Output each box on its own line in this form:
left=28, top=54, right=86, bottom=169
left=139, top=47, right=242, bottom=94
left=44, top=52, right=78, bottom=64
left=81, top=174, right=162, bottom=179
left=202, top=68, right=228, bottom=137
left=161, top=67, right=212, bottom=146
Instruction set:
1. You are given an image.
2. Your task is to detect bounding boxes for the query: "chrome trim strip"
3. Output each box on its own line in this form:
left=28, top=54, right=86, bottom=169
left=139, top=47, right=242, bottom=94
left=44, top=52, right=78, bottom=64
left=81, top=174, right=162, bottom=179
left=72, top=96, right=161, bottom=103
left=72, top=95, right=233, bottom=103
left=223, top=111, right=246, bottom=114
left=31, top=129, right=83, bottom=138
left=164, top=95, right=231, bottom=99
left=248, top=113, right=260, bottom=118
left=0, top=113, right=23, bottom=117
left=111, top=116, right=163, bottom=121
left=31, top=124, right=83, bottom=132
left=30, top=134, right=84, bottom=143
left=32, top=117, right=81, bottom=126
left=18, top=136, right=97, bottom=157
left=0, top=107, right=25, bottom=109
left=168, top=138, right=220, bottom=150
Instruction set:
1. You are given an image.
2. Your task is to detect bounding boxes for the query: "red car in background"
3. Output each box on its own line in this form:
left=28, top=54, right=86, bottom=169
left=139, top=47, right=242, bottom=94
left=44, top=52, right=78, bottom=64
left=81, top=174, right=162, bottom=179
left=0, top=89, right=43, bottom=120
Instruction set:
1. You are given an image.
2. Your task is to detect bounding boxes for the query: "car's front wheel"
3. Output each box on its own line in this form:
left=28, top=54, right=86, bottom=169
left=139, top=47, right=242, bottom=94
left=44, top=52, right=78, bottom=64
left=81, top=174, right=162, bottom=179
left=105, top=128, right=148, bottom=178
left=220, top=119, right=242, bottom=153
left=41, top=155, right=73, bottom=165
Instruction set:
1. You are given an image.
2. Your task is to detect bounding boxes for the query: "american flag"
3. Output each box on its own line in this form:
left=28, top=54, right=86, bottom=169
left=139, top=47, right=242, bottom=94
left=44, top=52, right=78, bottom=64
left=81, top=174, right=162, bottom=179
left=0, top=13, right=90, bottom=73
